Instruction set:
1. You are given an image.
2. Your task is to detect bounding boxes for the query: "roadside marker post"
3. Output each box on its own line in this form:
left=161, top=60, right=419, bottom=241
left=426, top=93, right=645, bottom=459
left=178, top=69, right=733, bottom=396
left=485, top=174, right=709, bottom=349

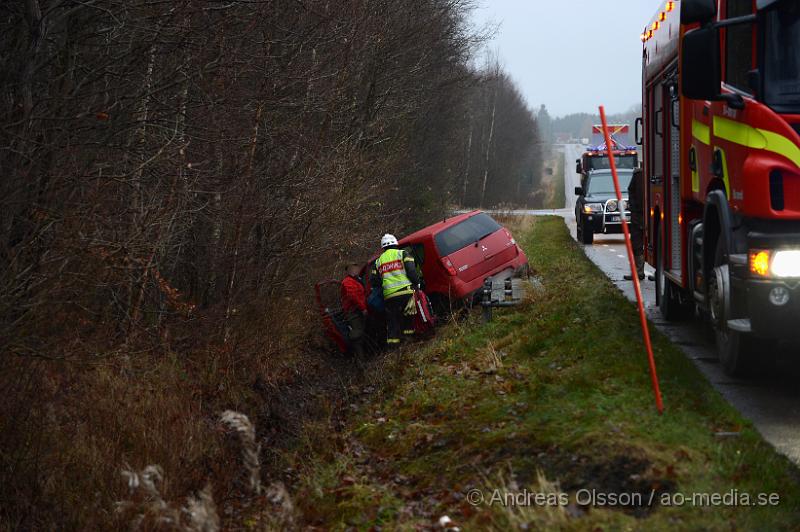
left=599, top=106, right=665, bottom=415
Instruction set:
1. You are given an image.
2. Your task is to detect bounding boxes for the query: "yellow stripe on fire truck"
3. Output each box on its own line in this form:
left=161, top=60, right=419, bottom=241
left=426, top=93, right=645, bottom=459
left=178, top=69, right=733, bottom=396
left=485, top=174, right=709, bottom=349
left=713, top=116, right=800, bottom=169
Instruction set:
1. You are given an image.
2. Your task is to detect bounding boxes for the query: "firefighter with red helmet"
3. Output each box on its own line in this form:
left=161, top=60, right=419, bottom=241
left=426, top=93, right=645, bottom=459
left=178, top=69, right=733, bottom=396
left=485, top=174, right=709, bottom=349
left=370, top=234, right=420, bottom=347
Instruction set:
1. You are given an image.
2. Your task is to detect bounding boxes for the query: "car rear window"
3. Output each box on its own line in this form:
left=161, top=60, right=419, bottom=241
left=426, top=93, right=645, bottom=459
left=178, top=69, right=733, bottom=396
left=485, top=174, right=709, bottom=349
left=434, top=213, right=502, bottom=257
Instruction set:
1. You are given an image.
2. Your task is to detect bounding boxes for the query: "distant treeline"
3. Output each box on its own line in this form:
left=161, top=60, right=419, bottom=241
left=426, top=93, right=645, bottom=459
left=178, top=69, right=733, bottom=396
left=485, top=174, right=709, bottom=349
left=459, top=64, right=544, bottom=208
left=0, top=0, right=540, bottom=528
left=551, top=106, right=642, bottom=142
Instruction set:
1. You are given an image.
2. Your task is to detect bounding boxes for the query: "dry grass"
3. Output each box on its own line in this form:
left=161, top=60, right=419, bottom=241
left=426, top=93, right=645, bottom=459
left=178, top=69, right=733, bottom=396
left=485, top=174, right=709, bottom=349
left=117, top=462, right=220, bottom=531
left=184, top=485, right=220, bottom=532
left=117, top=465, right=181, bottom=529
left=487, top=468, right=569, bottom=530
left=0, top=333, right=312, bottom=530
left=111, top=410, right=294, bottom=531
left=219, top=411, right=262, bottom=495
left=492, top=214, right=536, bottom=236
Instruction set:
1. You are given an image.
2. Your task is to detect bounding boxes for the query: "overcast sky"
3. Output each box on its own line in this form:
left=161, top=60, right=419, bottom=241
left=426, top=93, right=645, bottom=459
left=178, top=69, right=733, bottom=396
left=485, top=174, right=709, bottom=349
left=470, top=0, right=660, bottom=118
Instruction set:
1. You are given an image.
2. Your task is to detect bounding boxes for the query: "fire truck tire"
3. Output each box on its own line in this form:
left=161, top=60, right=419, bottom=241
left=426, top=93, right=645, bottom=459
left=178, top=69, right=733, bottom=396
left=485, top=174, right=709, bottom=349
left=710, top=238, right=753, bottom=376
left=656, top=227, right=684, bottom=321
left=580, top=220, right=594, bottom=245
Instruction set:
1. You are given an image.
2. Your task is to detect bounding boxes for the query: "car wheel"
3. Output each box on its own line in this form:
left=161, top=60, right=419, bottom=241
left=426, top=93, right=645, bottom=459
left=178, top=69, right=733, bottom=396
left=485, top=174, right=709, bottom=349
left=709, top=238, right=752, bottom=376
left=581, top=220, right=594, bottom=245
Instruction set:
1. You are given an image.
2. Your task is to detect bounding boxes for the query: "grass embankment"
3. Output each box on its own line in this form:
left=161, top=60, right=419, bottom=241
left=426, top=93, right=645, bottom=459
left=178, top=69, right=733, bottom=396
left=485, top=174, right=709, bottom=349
left=289, top=217, right=800, bottom=530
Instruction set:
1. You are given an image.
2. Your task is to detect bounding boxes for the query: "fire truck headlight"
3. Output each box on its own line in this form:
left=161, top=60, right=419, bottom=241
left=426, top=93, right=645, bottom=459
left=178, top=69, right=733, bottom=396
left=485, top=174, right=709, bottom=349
left=771, top=250, right=800, bottom=278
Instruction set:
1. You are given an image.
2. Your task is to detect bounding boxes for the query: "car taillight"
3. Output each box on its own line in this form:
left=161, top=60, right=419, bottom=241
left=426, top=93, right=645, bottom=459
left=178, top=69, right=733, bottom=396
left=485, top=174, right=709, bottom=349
left=503, top=229, right=516, bottom=244
left=441, top=257, right=457, bottom=276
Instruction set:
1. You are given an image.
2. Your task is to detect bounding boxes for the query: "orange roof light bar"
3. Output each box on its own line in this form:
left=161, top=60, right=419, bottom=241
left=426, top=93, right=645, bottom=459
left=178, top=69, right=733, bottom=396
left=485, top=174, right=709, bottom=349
left=659, top=12, right=667, bottom=22
left=666, top=1, right=676, bottom=12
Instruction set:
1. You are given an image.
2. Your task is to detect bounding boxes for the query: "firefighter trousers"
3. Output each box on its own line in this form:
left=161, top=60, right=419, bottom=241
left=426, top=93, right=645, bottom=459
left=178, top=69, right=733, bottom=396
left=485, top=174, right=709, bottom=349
left=630, top=219, right=645, bottom=277
left=345, top=310, right=366, bottom=357
left=384, top=293, right=414, bottom=347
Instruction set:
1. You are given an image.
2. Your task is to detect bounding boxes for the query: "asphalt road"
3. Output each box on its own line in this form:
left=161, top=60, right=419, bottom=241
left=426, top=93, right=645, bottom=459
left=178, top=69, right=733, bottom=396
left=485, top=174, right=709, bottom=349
left=504, top=143, right=800, bottom=465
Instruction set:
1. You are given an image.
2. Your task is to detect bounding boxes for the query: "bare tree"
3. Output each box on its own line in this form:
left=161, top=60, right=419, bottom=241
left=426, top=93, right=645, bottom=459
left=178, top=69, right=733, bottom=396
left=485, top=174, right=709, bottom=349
left=0, top=0, right=507, bottom=528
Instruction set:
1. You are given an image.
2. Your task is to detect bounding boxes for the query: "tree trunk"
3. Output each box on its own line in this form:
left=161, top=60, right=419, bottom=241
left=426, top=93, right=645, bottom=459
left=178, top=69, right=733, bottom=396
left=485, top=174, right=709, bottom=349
left=461, top=122, right=472, bottom=205
left=479, top=90, right=496, bottom=208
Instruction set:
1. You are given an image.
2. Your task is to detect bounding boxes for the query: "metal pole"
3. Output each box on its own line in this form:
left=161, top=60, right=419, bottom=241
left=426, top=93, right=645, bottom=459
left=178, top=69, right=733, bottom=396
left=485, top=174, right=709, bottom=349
left=599, top=106, right=664, bottom=415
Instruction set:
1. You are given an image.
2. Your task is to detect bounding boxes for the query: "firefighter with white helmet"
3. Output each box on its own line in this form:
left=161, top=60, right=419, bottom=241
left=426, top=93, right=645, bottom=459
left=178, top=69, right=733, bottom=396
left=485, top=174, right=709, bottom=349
left=371, top=233, right=420, bottom=347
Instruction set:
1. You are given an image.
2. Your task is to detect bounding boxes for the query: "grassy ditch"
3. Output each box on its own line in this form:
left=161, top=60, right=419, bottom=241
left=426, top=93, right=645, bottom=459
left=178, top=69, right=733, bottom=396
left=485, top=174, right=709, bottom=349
left=289, top=216, right=800, bottom=530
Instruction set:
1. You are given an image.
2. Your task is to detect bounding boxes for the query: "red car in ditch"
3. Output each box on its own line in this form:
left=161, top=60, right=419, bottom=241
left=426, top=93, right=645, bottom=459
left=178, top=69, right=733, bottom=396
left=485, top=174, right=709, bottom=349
left=316, top=211, right=529, bottom=353
left=386, top=210, right=529, bottom=304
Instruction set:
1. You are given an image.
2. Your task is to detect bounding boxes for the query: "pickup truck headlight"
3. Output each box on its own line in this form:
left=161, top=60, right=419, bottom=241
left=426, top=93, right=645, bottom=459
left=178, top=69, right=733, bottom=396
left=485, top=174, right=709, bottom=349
left=606, top=200, right=618, bottom=212
left=583, top=203, right=603, bottom=214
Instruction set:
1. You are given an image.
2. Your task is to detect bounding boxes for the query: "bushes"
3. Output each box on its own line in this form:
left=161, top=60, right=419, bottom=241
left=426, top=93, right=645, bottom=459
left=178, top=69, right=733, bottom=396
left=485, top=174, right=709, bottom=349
left=0, top=1, right=541, bottom=527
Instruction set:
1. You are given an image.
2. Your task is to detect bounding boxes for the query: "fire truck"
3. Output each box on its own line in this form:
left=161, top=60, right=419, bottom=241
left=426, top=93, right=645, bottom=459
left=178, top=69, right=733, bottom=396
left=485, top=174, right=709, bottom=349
left=576, top=124, right=639, bottom=185
left=639, top=0, right=800, bottom=375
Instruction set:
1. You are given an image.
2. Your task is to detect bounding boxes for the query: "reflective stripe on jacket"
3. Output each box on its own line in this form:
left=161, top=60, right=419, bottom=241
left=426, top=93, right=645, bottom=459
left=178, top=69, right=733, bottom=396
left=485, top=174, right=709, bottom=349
left=375, top=248, right=414, bottom=299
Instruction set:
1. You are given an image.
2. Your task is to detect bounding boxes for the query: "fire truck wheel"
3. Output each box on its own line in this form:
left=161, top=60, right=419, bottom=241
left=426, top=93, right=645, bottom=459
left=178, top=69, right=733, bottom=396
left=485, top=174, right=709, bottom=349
left=580, top=220, right=594, bottom=245
left=656, top=227, right=685, bottom=321
left=710, top=238, right=753, bottom=376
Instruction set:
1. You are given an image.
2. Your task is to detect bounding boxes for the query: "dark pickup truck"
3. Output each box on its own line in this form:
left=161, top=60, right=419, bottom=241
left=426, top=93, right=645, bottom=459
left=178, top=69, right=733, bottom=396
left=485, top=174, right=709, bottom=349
left=574, top=169, right=634, bottom=245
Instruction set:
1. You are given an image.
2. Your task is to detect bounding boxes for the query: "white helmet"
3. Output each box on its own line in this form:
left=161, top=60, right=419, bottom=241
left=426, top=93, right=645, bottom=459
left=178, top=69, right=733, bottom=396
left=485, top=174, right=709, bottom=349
left=381, top=234, right=399, bottom=248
